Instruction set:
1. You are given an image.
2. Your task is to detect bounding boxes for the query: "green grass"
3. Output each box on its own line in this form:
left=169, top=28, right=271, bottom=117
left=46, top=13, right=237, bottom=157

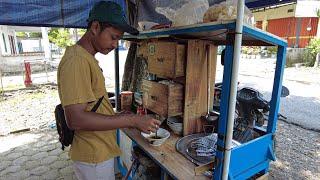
left=0, top=86, right=58, bottom=104
left=2, top=84, right=25, bottom=91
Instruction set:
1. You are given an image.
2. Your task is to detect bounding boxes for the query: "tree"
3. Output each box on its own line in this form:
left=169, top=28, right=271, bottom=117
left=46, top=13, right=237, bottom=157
left=16, top=32, right=42, bottom=38
left=314, top=9, right=320, bottom=68
left=77, top=29, right=86, bottom=37
left=48, top=28, right=73, bottom=48
left=304, top=38, right=320, bottom=67
left=16, top=32, right=27, bottom=38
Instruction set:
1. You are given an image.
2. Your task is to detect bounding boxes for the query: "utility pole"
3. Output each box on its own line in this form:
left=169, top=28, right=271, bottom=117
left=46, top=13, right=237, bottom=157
left=0, top=68, right=4, bottom=98
left=41, top=27, right=52, bottom=61
left=41, top=27, right=51, bottom=82
left=74, top=28, right=79, bottom=42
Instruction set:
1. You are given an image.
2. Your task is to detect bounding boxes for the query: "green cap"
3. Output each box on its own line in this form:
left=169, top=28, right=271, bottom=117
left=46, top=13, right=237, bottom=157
left=87, top=1, right=138, bottom=35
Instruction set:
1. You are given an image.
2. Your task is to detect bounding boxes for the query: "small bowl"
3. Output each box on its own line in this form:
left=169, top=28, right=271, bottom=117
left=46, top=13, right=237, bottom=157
left=141, top=128, right=170, bottom=146
left=167, top=117, right=182, bottom=124
left=167, top=117, right=183, bottom=135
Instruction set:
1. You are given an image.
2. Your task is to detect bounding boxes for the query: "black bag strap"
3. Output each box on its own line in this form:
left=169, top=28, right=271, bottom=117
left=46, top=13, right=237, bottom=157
left=91, top=96, right=104, bottom=112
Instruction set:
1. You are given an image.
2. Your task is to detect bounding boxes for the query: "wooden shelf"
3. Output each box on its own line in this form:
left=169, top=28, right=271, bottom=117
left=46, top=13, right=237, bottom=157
left=123, top=21, right=287, bottom=46
left=122, top=128, right=209, bottom=180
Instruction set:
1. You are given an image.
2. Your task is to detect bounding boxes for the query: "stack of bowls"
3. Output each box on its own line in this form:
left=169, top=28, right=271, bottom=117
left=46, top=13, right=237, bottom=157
left=167, top=117, right=183, bottom=135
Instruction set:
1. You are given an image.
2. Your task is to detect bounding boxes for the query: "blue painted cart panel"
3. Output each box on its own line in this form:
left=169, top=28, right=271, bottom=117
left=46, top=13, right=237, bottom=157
left=214, top=43, right=235, bottom=180
left=243, top=26, right=287, bottom=47
left=268, top=46, right=287, bottom=133
left=229, top=134, right=275, bottom=179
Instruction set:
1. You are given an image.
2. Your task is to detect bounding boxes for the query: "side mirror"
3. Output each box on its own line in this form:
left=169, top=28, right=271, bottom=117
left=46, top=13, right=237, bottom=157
left=281, top=86, right=290, bottom=97
left=221, top=49, right=225, bottom=66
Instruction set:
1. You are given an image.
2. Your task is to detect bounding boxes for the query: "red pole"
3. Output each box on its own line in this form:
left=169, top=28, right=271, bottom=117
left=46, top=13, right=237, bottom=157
left=24, top=62, right=32, bottom=87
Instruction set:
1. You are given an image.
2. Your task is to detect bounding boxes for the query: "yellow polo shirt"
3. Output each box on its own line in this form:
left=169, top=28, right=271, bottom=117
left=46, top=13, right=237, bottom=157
left=57, top=44, right=121, bottom=163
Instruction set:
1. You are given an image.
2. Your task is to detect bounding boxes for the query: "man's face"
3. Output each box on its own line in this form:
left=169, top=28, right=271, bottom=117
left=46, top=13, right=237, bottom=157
left=91, top=22, right=124, bottom=55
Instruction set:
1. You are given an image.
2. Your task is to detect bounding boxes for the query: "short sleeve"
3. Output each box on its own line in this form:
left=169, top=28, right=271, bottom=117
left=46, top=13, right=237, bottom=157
left=59, top=57, right=96, bottom=107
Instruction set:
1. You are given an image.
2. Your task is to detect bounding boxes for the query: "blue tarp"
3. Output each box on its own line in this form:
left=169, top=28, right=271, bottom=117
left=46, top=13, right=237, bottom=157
left=0, top=0, right=126, bottom=28
left=0, top=0, right=296, bottom=28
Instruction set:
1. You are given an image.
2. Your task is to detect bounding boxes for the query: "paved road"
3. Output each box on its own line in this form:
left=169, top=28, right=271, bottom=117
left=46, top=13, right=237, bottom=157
left=0, top=130, right=75, bottom=180
left=215, top=57, right=320, bottom=131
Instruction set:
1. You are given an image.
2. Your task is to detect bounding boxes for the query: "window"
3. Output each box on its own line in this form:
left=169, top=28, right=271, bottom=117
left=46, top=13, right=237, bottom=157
left=2, top=33, right=7, bottom=52
left=287, top=9, right=294, bottom=13
left=8, top=35, right=17, bottom=54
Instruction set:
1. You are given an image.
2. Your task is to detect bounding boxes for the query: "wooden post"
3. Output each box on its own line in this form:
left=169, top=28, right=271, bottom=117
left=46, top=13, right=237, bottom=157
left=208, top=45, right=218, bottom=111
left=183, top=40, right=218, bottom=135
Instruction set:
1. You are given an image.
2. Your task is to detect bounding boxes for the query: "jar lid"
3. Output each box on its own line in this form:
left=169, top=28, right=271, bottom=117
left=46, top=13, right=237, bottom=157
left=121, top=91, right=133, bottom=95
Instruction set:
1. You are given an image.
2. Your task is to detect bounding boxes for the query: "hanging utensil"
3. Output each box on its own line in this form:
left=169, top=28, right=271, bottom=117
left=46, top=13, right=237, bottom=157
left=203, top=45, right=216, bottom=122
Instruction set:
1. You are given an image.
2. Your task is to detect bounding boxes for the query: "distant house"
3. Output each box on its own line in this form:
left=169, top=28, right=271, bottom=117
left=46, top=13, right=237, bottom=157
left=253, top=0, right=320, bottom=48
left=0, top=25, right=46, bottom=73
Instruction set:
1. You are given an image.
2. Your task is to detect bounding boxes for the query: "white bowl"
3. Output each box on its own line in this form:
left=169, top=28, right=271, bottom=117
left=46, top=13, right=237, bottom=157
left=141, top=128, right=170, bottom=146
left=167, top=117, right=183, bottom=135
left=167, top=117, right=182, bottom=124
left=170, top=127, right=183, bottom=135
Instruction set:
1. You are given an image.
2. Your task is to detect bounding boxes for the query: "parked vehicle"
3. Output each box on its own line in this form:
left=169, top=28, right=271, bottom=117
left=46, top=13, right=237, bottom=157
left=211, top=83, right=289, bottom=143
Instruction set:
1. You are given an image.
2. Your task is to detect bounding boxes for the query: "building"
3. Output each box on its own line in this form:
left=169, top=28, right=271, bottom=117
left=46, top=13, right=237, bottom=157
left=0, top=26, right=52, bottom=73
left=253, top=0, right=320, bottom=48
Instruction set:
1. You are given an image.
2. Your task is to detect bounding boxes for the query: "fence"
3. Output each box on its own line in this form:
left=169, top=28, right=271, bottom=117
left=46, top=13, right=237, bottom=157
left=0, top=58, right=58, bottom=91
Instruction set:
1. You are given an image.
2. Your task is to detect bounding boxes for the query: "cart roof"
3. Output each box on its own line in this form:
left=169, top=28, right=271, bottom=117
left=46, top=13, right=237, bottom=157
left=0, top=0, right=296, bottom=28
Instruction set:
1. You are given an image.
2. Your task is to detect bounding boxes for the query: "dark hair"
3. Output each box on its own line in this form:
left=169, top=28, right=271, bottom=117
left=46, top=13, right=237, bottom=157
left=87, top=21, right=112, bottom=32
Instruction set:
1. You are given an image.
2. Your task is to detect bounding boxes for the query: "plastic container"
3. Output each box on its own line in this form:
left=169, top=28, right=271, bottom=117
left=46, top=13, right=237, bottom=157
left=121, top=91, right=133, bottom=111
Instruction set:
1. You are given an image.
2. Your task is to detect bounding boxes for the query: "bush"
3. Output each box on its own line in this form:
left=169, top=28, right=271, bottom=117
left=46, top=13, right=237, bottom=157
left=241, top=46, right=249, bottom=54
left=48, top=28, right=74, bottom=48
left=267, top=46, right=277, bottom=55
left=241, top=46, right=260, bottom=55
left=303, top=38, right=320, bottom=67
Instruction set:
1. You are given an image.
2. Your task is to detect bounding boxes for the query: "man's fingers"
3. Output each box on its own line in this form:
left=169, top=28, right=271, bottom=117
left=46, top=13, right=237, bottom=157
left=142, top=127, right=156, bottom=134
left=155, top=120, right=161, bottom=125
left=142, top=129, right=150, bottom=134
left=149, top=127, right=157, bottom=133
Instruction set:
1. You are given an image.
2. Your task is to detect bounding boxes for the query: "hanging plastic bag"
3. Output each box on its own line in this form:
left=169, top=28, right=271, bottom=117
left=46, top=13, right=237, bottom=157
left=154, top=0, right=209, bottom=27
left=203, top=0, right=255, bottom=26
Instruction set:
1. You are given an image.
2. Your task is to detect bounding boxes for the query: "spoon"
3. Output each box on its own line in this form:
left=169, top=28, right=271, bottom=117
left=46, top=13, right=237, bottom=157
left=154, top=124, right=159, bottom=139
left=155, top=129, right=158, bottom=139
left=155, top=115, right=160, bottom=138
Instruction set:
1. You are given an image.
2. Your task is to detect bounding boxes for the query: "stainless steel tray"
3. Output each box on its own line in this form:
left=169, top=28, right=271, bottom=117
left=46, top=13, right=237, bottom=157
left=176, top=133, right=215, bottom=166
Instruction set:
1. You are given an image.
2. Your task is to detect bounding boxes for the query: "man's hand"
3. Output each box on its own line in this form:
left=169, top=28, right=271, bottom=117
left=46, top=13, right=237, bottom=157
left=133, top=115, right=161, bottom=134
left=116, top=110, right=133, bottom=115
left=64, top=103, right=161, bottom=132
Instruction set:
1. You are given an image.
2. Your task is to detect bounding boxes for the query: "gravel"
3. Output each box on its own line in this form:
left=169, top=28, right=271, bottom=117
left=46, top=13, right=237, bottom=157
left=0, top=85, right=319, bottom=179
left=0, top=84, right=59, bottom=135
left=270, top=121, right=320, bottom=180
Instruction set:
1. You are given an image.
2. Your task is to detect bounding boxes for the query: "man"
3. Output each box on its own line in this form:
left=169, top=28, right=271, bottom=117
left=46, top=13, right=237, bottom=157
left=57, top=1, right=161, bottom=179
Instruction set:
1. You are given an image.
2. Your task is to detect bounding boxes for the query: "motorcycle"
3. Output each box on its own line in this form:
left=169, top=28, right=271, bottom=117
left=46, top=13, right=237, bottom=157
left=211, top=83, right=289, bottom=143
